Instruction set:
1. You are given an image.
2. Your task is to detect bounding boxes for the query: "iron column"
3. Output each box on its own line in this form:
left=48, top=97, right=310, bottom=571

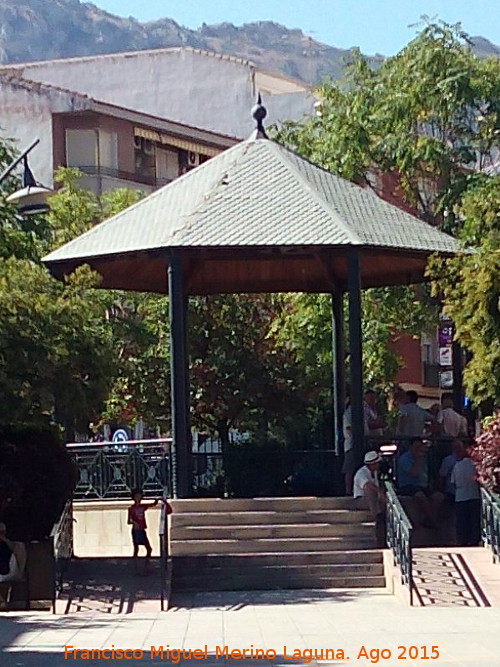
left=331, top=290, right=345, bottom=454
left=168, top=254, right=191, bottom=498
left=347, top=251, right=364, bottom=468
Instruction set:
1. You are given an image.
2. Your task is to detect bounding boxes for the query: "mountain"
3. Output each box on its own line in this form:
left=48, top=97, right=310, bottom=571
left=0, top=0, right=497, bottom=83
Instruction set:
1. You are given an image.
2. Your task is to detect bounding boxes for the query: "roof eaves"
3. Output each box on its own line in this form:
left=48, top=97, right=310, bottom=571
left=84, top=99, right=239, bottom=145
left=0, top=72, right=93, bottom=106
left=0, top=46, right=253, bottom=71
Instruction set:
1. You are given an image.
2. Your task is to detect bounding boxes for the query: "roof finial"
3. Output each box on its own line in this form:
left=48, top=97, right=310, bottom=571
left=250, top=93, right=268, bottom=140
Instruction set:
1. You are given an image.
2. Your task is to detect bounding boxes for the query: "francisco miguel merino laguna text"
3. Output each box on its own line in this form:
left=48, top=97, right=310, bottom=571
left=64, top=645, right=348, bottom=662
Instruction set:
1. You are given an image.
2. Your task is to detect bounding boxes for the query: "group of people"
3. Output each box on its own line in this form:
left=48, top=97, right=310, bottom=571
left=352, top=437, right=480, bottom=547
left=345, top=388, right=480, bottom=548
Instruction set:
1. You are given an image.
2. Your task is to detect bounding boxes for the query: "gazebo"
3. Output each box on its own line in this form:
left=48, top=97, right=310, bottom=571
left=43, top=103, right=457, bottom=497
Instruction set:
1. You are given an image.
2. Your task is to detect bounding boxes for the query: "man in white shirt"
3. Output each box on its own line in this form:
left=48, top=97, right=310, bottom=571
left=437, top=394, right=468, bottom=438
left=451, top=441, right=481, bottom=546
left=353, top=451, right=385, bottom=517
left=353, top=451, right=386, bottom=546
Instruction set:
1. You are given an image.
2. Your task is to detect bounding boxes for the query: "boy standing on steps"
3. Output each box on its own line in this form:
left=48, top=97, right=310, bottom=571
left=127, top=488, right=172, bottom=573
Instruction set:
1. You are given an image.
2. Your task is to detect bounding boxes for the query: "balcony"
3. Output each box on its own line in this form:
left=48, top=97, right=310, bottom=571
left=75, top=165, right=171, bottom=194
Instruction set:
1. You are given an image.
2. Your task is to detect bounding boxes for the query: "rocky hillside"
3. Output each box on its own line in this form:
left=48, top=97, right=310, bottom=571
left=0, top=0, right=497, bottom=83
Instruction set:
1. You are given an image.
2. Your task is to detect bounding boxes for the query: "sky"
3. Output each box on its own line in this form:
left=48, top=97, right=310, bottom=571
left=90, top=0, right=500, bottom=55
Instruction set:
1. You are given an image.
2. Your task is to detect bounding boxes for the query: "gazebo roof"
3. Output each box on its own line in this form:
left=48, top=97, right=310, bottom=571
left=43, top=135, right=457, bottom=294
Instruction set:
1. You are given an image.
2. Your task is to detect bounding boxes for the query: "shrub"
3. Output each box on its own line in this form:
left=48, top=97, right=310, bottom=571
left=0, top=426, right=76, bottom=541
left=471, top=415, right=500, bottom=494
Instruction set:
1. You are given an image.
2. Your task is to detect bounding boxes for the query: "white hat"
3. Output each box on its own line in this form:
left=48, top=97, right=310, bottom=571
left=364, top=451, right=381, bottom=465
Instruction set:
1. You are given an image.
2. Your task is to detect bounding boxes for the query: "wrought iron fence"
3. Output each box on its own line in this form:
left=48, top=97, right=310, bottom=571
left=68, top=439, right=172, bottom=501
left=385, top=481, right=414, bottom=605
left=481, top=487, right=500, bottom=563
left=192, top=448, right=341, bottom=497
left=50, top=500, right=73, bottom=613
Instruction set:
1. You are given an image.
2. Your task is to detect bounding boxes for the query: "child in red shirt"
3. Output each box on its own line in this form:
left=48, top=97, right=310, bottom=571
left=127, top=488, right=172, bottom=573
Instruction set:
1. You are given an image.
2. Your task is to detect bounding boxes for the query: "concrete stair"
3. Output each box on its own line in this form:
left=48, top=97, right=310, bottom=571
left=170, top=498, right=385, bottom=591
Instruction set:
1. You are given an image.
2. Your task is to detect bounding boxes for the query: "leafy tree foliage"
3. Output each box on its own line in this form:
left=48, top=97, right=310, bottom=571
left=428, top=176, right=500, bottom=405
left=275, top=21, right=500, bottom=398
left=276, top=21, right=500, bottom=229
left=0, top=161, right=146, bottom=432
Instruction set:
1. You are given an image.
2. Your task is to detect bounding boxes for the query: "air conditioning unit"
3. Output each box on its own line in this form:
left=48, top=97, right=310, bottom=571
left=133, top=135, right=142, bottom=150
left=143, top=139, right=155, bottom=155
left=188, top=151, right=200, bottom=167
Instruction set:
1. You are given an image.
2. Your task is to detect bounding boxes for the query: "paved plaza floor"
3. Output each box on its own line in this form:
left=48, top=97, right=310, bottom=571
left=1, top=586, right=500, bottom=667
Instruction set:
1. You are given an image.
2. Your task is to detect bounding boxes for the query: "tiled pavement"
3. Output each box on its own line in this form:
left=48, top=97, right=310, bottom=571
left=2, top=585, right=500, bottom=666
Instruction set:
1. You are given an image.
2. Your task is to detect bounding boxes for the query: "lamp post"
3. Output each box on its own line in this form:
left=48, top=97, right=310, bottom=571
left=0, top=139, right=52, bottom=215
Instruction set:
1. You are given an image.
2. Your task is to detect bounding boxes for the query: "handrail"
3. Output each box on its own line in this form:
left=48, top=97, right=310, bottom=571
left=481, top=487, right=500, bottom=564
left=385, top=481, right=414, bottom=605
left=66, top=437, right=172, bottom=449
left=159, top=501, right=170, bottom=611
left=50, top=500, right=73, bottom=613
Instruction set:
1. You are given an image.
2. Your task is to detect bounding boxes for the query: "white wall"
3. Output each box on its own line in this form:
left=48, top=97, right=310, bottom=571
left=15, top=50, right=314, bottom=139
left=0, top=81, right=87, bottom=187
left=73, top=501, right=163, bottom=558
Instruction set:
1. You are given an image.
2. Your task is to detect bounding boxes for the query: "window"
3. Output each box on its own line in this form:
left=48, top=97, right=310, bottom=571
left=98, top=131, right=118, bottom=170
left=66, top=129, right=97, bottom=168
left=156, top=147, right=179, bottom=183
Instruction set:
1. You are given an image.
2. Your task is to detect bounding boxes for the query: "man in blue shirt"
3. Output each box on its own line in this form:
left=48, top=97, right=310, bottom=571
left=397, top=438, right=437, bottom=528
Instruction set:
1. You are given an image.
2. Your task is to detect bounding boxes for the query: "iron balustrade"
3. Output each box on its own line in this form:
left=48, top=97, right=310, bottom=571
left=481, top=487, right=500, bottom=563
left=50, top=500, right=73, bottom=613
left=159, top=501, right=171, bottom=611
left=385, top=481, right=414, bottom=605
left=192, top=448, right=340, bottom=497
left=67, top=439, right=172, bottom=501
left=77, top=165, right=172, bottom=188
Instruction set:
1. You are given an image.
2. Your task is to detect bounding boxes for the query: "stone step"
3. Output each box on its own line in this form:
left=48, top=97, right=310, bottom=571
left=172, top=509, right=371, bottom=527
left=173, top=549, right=384, bottom=569
left=171, top=497, right=358, bottom=513
left=172, top=522, right=372, bottom=540
left=172, top=573, right=386, bottom=591
left=174, top=562, right=384, bottom=578
left=171, top=536, right=375, bottom=555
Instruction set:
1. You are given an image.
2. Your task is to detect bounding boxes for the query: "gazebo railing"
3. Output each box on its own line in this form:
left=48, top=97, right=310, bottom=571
left=67, top=439, right=172, bottom=500
left=159, top=501, right=171, bottom=611
left=481, top=487, right=500, bottom=563
left=385, top=481, right=414, bottom=605
left=51, top=500, right=73, bottom=613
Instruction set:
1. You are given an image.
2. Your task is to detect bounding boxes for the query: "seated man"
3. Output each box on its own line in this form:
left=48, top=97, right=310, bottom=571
left=397, top=438, right=438, bottom=528
left=353, top=451, right=385, bottom=516
left=353, top=451, right=386, bottom=547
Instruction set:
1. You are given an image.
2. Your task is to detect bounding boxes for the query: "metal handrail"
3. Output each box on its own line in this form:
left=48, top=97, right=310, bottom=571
left=66, top=437, right=172, bottom=449
left=50, top=500, right=73, bottom=613
left=481, top=487, right=500, bottom=564
left=159, top=501, right=171, bottom=611
left=385, top=481, right=414, bottom=605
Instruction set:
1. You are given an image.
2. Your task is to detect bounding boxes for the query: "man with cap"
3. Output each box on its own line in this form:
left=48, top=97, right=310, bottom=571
left=353, top=451, right=386, bottom=547
left=353, top=451, right=386, bottom=517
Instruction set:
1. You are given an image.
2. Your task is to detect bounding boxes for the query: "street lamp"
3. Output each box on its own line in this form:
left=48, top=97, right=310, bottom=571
left=1, top=139, right=52, bottom=216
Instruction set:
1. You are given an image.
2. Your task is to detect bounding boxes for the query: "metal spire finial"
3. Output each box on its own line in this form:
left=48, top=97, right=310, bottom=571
left=250, top=93, right=268, bottom=140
